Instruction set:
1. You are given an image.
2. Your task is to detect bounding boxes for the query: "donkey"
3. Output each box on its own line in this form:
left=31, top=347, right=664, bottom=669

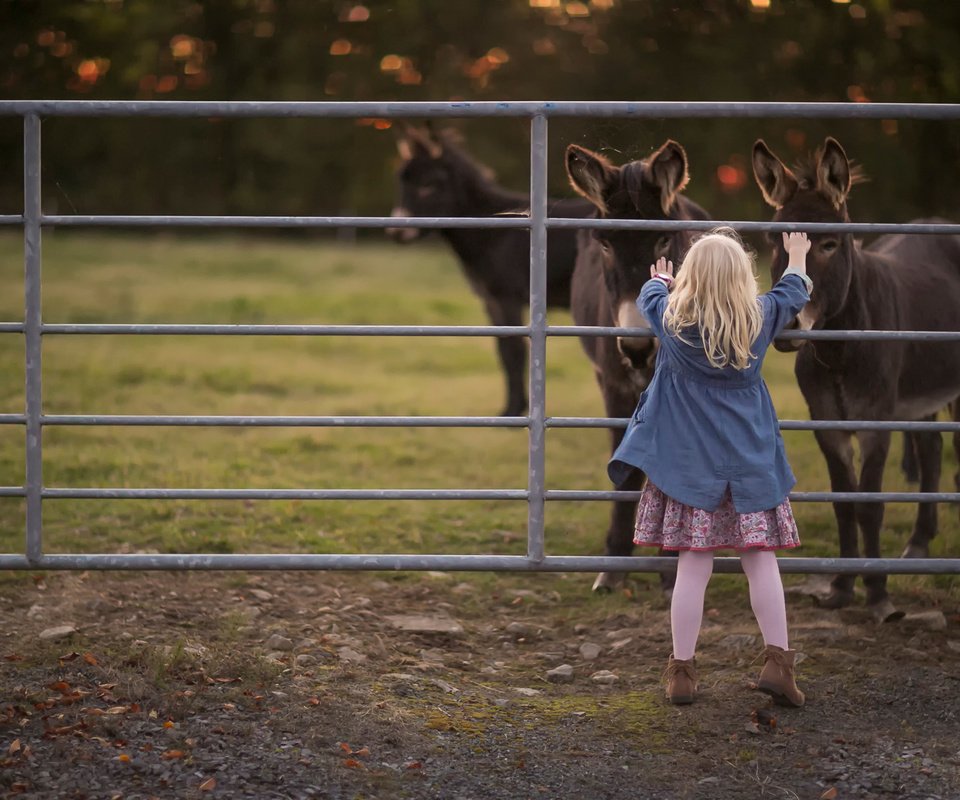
left=565, top=141, right=711, bottom=593
left=752, top=136, right=960, bottom=622
left=387, top=126, right=594, bottom=416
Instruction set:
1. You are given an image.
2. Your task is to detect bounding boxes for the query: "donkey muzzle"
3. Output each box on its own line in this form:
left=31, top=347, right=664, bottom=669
left=774, top=303, right=818, bottom=352
left=616, top=300, right=657, bottom=371
left=385, top=207, right=421, bottom=243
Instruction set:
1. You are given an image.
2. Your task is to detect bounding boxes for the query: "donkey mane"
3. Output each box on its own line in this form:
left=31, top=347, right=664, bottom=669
left=792, top=147, right=868, bottom=191
left=431, top=129, right=498, bottom=186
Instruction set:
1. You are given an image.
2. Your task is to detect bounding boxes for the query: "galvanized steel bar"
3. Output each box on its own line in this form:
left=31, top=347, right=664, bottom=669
left=35, top=214, right=960, bottom=236
left=547, top=417, right=960, bottom=432
left=23, top=114, right=42, bottom=565
left=527, top=114, right=548, bottom=563
left=0, top=323, right=25, bottom=333
left=0, top=487, right=26, bottom=497
left=552, top=326, right=960, bottom=342
left=0, top=215, right=22, bottom=226
left=0, top=553, right=955, bottom=576
left=43, top=414, right=529, bottom=428
left=547, top=490, right=960, bottom=503
left=44, top=488, right=528, bottom=500
left=42, top=323, right=529, bottom=336
left=0, top=415, right=26, bottom=425
left=1, top=99, right=959, bottom=119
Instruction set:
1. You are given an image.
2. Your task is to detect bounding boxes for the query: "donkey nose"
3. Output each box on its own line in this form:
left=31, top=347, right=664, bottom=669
left=617, top=337, right=657, bottom=371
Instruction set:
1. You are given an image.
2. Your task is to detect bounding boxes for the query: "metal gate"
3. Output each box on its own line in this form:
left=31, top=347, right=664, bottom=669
left=2, top=99, right=960, bottom=577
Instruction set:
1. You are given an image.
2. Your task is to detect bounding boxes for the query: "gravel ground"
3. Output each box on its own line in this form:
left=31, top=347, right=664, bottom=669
left=2, top=570, right=959, bottom=799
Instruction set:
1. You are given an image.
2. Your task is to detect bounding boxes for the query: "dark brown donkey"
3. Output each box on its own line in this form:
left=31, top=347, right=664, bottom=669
left=753, top=137, right=960, bottom=622
left=565, top=141, right=710, bottom=593
left=387, top=126, right=593, bottom=416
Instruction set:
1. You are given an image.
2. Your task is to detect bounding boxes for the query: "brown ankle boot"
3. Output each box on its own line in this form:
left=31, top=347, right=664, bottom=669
left=757, top=645, right=805, bottom=708
left=664, top=656, right=698, bottom=705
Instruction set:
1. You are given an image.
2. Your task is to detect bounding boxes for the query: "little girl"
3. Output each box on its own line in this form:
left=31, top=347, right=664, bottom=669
left=608, top=229, right=812, bottom=708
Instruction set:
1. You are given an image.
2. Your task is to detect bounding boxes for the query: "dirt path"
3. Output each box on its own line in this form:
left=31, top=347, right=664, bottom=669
left=1, top=570, right=959, bottom=799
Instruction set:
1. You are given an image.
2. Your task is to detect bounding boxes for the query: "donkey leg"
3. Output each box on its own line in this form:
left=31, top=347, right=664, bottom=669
left=484, top=298, right=527, bottom=417
left=856, top=430, right=904, bottom=622
left=901, top=432, right=920, bottom=483
left=902, top=420, right=942, bottom=559
left=593, top=463, right=642, bottom=594
left=813, top=429, right=859, bottom=609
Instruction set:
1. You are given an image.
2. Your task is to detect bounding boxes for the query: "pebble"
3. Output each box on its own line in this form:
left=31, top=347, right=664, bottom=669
left=294, top=654, right=317, bottom=667
left=590, top=670, right=619, bottom=684
left=384, top=614, right=464, bottom=636
left=579, top=642, right=602, bottom=660
left=546, top=664, right=574, bottom=683
left=249, top=589, right=273, bottom=601
left=513, top=687, right=542, bottom=697
left=506, top=622, right=539, bottom=639
left=338, top=647, right=366, bottom=663
left=38, top=624, right=77, bottom=641
left=903, top=610, right=948, bottom=631
left=719, top=634, right=757, bottom=652
left=264, top=634, right=294, bottom=652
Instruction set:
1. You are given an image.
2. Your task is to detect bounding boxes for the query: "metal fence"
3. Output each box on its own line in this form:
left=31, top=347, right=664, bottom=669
left=1, top=100, right=960, bottom=577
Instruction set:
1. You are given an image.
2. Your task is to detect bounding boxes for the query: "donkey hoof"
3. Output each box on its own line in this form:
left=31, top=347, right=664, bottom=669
left=816, top=589, right=855, bottom=610
left=592, top=572, right=625, bottom=593
left=901, top=543, right=929, bottom=559
left=869, top=598, right=905, bottom=624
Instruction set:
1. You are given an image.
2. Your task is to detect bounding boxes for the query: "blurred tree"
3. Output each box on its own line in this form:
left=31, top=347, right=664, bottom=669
left=0, top=0, right=957, bottom=226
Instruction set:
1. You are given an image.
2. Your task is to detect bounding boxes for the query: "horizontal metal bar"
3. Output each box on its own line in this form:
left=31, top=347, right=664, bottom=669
left=547, top=417, right=960, bottom=432
left=553, top=326, right=960, bottom=342
left=0, top=323, right=24, bottom=333
left=33, top=323, right=960, bottom=342
left=548, top=218, right=960, bottom=235
left=44, top=414, right=528, bottom=428
left=0, top=215, right=22, bottom=226
left=34, top=488, right=960, bottom=502
left=0, top=487, right=26, bottom=497
left=548, top=490, right=960, bottom=503
left=2, top=100, right=959, bottom=120
left=0, top=552, right=957, bottom=575
left=29, top=214, right=960, bottom=236
left=36, top=414, right=960, bottom=433
left=42, top=323, right=530, bottom=336
left=42, top=214, right=532, bottom=230
left=0, top=415, right=26, bottom=425
left=43, top=488, right=528, bottom=500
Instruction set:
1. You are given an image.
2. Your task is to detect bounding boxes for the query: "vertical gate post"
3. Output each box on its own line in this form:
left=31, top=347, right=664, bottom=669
left=527, top=114, right=548, bottom=563
left=23, top=113, right=43, bottom=564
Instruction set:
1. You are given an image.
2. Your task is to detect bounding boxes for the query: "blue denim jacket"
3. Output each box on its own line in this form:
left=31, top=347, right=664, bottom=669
left=608, top=272, right=811, bottom=513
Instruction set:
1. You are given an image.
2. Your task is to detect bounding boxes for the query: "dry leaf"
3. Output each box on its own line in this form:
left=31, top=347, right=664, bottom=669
left=105, top=706, right=128, bottom=715
left=8, top=739, right=20, bottom=755
left=355, top=746, right=370, bottom=757
left=339, top=742, right=353, bottom=754
left=162, top=749, right=185, bottom=760
left=163, top=720, right=175, bottom=729
left=199, top=778, right=217, bottom=792
left=82, top=652, right=98, bottom=666
left=405, top=760, right=423, bottom=769
left=341, top=758, right=363, bottom=769
left=117, top=754, right=131, bottom=763
left=3, top=654, right=24, bottom=662
left=820, top=789, right=838, bottom=800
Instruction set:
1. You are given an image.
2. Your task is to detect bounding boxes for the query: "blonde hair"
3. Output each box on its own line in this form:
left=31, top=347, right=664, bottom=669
left=662, top=229, right=762, bottom=370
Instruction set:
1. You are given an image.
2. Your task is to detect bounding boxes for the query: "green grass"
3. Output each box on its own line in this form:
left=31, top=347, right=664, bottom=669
left=0, top=231, right=956, bottom=600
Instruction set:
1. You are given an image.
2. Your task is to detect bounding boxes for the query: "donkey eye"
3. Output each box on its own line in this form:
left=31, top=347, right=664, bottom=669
left=654, top=235, right=671, bottom=255
left=819, top=239, right=839, bottom=253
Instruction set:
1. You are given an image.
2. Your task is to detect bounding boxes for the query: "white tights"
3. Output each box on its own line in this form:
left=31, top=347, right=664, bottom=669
left=670, top=549, right=789, bottom=661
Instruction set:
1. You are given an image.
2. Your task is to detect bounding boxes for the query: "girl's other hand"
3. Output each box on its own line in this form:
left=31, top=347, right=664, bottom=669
left=649, top=256, right=675, bottom=280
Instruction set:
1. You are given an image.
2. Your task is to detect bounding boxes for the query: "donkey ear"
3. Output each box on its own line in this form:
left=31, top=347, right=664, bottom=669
left=648, top=140, right=689, bottom=214
left=395, top=134, right=413, bottom=162
left=565, top=144, right=616, bottom=212
left=752, top=139, right=798, bottom=209
left=817, top=137, right=852, bottom=209
left=406, top=125, right=442, bottom=159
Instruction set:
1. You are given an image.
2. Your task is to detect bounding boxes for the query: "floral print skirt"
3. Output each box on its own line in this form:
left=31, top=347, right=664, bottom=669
left=633, top=482, right=801, bottom=552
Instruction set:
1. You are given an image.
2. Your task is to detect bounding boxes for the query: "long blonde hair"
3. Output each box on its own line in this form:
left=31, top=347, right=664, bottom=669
left=663, top=229, right=762, bottom=370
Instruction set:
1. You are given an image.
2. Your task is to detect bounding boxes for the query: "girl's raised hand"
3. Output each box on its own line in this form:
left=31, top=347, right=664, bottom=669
left=649, top=256, right=675, bottom=280
left=782, top=231, right=812, bottom=258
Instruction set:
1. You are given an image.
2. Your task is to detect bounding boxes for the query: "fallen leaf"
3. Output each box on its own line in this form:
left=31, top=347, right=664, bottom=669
left=162, top=750, right=185, bottom=760
left=105, top=706, right=128, bottom=715
left=8, top=739, right=21, bottom=755
left=405, top=760, right=423, bottom=770
left=820, top=789, right=838, bottom=800
left=341, top=758, right=363, bottom=769
left=199, top=778, right=217, bottom=792
left=56, top=652, right=79, bottom=664
left=339, top=742, right=353, bottom=754
left=116, top=754, right=131, bottom=763
left=355, top=746, right=370, bottom=757
left=307, top=697, right=320, bottom=706
left=3, top=654, right=24, bottom=662
left=82, top=652, right=99, bottom=666
left=163, top=720, right=175, bottom=729
left=49, top=681, right=71, bottom=694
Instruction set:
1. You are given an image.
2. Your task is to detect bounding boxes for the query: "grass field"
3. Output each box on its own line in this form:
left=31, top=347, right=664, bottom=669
left=0, top=231, right=956, bottom=597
